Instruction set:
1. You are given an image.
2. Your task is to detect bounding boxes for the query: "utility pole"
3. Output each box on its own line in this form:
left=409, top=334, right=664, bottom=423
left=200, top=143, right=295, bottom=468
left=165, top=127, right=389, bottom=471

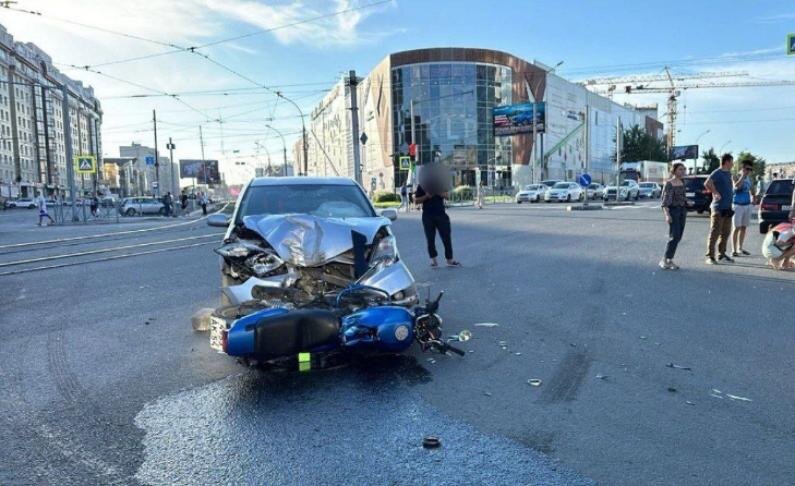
left=61, top=84, right=77, bottom=220
left=153, top=109, right=160, bottom=197
left=41, top=86, right=53, bottom=187
left=348, top=70, right=362, bottom=185
left=196, top=125, right=205, bottom=194
left=616, top=118, right=623, bottom=195
left=410, top=99, right=416, bottom=185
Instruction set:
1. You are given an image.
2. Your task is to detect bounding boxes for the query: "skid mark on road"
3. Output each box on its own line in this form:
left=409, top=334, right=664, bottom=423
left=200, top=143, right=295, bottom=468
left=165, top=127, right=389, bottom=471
left=539, top=351, right=592, bottom=404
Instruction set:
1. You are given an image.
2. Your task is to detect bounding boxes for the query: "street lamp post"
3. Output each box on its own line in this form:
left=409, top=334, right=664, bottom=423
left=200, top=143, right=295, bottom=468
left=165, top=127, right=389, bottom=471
left=265, top=124, right=288, bottom=176
left=276, top=91, right=308, bottom=176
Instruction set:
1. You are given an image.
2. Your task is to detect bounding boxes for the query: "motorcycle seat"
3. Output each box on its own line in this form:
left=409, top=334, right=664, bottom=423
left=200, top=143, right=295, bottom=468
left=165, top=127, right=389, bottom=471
left=250, top=309, right=340, bottom=358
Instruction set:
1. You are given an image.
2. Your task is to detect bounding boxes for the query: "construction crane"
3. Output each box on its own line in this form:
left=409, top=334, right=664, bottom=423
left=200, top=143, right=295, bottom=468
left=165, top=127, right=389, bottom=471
left=584, top=67, right=795, bottom=153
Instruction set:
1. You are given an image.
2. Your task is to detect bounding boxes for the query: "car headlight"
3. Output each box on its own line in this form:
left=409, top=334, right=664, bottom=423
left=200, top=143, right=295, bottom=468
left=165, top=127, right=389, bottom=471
left=370, top=235, right=398, bottom=267
left=245, top=252, right=285, bottom=277
left=213, top=241, right=262, bottom=259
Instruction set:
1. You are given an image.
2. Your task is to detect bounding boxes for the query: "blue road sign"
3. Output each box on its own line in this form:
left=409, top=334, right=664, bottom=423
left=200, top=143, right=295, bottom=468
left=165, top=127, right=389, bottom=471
left=145, top=156, right=155, bottom=166
left=578, top=173, right=592, bottom=187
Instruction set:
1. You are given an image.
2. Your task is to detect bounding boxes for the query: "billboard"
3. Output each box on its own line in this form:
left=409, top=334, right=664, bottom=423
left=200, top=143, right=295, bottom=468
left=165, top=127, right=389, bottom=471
left=493, top=102, right=546, bottom=136
left=179, top=159, right=220, bottom=184
left=670, top=145, right=698, bottom=161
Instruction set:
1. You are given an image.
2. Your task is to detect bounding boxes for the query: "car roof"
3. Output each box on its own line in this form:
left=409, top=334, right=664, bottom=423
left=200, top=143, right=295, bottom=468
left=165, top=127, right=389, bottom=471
left=250, top=176, right=357, bottom=187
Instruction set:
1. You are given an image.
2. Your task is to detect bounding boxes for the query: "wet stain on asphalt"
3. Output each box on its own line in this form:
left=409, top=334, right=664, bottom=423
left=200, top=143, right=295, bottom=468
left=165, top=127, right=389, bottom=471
left=134, top=356, right=592, bottom=485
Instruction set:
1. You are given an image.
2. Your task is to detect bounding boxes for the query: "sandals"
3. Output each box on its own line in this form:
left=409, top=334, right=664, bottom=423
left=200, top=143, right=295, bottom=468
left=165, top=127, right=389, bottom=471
left=446, top=260, right=462, bottom=267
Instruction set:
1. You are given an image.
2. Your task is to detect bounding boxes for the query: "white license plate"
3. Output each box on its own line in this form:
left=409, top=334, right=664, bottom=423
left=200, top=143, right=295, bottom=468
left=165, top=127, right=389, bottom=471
left=784, top=205, right=792, bottom=211
left=209, top=315, right=228, bottom=353
left=686, top=192, right=695, bottom=197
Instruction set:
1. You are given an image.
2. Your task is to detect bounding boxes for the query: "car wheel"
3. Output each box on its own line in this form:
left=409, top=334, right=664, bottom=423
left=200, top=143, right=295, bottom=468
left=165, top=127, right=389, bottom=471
left=125, top=208, right=136, bottom=216
left=158, top=207, right=167, bottom=216
left=760, top=222, right=770, bottom=234
left=517, top=200, right=522, bottom=204
left=566, top=194, right=571, bottom=202
left=634, top=192, right=639, bottom=201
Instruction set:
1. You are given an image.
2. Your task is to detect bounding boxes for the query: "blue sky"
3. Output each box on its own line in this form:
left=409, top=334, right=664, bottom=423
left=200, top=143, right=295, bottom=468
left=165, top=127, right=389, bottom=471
left=2, top=0, right=794, bottom=182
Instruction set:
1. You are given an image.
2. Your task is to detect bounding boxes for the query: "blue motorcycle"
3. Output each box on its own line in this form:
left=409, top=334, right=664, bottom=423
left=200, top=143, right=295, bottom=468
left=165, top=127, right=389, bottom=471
left=209, top=286, right=465, bottom=368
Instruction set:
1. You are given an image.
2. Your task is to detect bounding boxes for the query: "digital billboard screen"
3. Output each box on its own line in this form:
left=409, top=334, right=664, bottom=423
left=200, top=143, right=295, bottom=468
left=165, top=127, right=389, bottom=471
left=670, top=145, right=699, bottom=161
left=179, top=159, right=220, bottom=184
left=493, top=102, right=546, bottom=136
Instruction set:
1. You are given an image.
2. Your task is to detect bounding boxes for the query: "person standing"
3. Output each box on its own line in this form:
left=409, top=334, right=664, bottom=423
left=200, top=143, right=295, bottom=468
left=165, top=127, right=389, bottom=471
left=399, top=184, right=408, bottom=213
left=704, top=153, right=736, bottom=264
left=162, top=192, right=172, bottom=217
left=659, top=163, right=691, bottom=269
left=731, top=161, right=754, bottom=256
left=180, top=192, right=188, bottom=212
left=35, top=191, right=55, bottom=226
left=200, top=192, right=208, bottom=216
left=414, top=183, right=461, bottom=267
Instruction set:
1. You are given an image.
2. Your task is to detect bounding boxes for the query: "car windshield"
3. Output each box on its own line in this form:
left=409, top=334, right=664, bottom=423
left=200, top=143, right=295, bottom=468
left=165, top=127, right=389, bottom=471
left=766, top=180, right=794, bottom=195
left=589, top=183, right=600, bottom=188
left=524, top=185, right=539, bottom=190
left=621, top=181, right=632, bottom=186
left=640, top=183, right=654, bottom=188
left=236, top=184, right=374, bottom=223
left=553, top=182, right=569, bottom=189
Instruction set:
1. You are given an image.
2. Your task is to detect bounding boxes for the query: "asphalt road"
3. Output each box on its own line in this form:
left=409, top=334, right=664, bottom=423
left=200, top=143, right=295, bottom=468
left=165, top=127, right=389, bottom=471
left=1, top=202, right=792, bottom=485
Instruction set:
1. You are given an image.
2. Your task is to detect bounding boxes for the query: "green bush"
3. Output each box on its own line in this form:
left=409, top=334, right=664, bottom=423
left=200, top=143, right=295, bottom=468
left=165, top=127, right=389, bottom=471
left=451, top=185, right=474, bottom=200
left=373, top=191, right=401, bottom=203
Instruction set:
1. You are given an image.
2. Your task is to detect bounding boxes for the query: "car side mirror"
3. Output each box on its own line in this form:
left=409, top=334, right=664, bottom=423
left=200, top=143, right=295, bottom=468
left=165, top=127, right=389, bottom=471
left=380, top=208, right=398, bottom=221
left=207, top=213, right=230, bottom=227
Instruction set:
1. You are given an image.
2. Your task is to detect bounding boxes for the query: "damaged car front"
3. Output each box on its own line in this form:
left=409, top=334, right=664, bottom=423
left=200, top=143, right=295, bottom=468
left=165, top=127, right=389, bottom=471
left=208, top=178, right=417, bottom=352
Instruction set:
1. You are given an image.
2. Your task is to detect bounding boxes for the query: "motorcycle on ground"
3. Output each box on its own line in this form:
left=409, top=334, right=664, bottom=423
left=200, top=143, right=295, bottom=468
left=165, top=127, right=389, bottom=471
left=209, top=287, right=465, bottom=369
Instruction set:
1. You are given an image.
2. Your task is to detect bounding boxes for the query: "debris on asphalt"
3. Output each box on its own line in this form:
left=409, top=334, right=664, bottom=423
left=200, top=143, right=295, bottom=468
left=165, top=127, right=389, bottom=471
left=666, top=363, right=692, bottom=371
left=514, top=352, right=522, bottom=356
left=709, top=388, right=751, bottom=402
left=726, top=393, right=752, bottom=402
left=474, top=322, right=499, bottom=328
left=498, top=340, right=508, bottom=346
left=527, top=379, right=543, bottom=387
left=640, top=336, right=648, bottom=340
left=144, top=321, right=150, bottom=326
left=422, top=436, right=441, bottom=449
left=426, top=358, right=436, bottom=365
left=570, top=343, right=578, bottom=347
left=468, top=350, right=474, bottom=353
left=484, top=391, right=492, bottom=397
left=709, top=393, right=725, bottom=399
left=667, top=387, right=678, bottom=393
left=458, top=330, right=472, bottom=342
left=191, top=307, right=215, bottom=332
left=685, top=401, right=695, bottom=406
left=595, top=374, right=608, bottom=380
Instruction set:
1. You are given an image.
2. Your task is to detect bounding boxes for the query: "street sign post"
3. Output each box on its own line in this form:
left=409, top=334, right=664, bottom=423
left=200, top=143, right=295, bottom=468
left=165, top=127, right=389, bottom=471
left=145, top=155, right=155, bottom=166
left=399, top=156, right=411, bottom=170
left=74, top=155, right=97, bottom=174
left=578, top=173, right=592, bottom=187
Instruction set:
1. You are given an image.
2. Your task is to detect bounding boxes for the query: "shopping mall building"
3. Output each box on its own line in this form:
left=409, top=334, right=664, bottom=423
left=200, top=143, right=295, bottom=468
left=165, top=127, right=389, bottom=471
left=298, top=48, right=663, bottom=191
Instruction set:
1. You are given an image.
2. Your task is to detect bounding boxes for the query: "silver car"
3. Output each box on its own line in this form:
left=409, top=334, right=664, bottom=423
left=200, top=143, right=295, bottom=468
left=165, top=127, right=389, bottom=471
left=120, top=197, right=165, bottom=216
left=638, top=182, right=662, bottom=199
left=208, top=177, right=417, bottom=309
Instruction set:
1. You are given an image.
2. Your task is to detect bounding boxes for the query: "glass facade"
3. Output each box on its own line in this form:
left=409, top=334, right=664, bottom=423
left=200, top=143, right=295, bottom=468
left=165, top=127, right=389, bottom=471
left=391, top=62, right=512, bottom=186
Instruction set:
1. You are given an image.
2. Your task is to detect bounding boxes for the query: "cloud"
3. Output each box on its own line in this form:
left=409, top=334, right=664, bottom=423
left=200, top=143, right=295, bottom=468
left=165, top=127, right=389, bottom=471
left=754, top=12, right=795, bottom=24
left=203, top=0, right=398, bottom=48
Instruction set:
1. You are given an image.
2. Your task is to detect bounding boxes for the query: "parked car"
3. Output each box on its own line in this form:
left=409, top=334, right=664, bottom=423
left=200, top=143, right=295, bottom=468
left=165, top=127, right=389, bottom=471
left=515, top=184, right=546, bottom=203
left=603, top=180, right=640, bottom=201
left=120, top=197, right=166, bottom=216
left=544, top=182, right=584, bottom=202
left=586, top=183, right=605, bottom=200
left=208, top=176, right=417, bottom=309
left=759, top=178, right=794, bottom=233
left=638, top=182, right=662, bottom=199
left=6, top=198, right=36, bottom=209
left=683, top=175, right=710, bottom=214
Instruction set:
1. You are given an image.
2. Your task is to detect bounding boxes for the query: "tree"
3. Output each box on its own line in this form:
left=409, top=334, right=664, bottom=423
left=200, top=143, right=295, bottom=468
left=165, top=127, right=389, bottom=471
left=621, top=125, right=667, bottom=162
left=701, top=148, right=719, bottom=174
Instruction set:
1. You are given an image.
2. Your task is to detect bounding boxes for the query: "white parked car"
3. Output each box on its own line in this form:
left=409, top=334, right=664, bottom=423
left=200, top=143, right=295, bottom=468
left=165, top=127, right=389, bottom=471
left=603, top=180, right=641, bottom=201
left=515, top=184, right=546, bottom=203
left=6, top=198, right=37, bottom=209
left=586, top=183, right=606, bottom=200
left=638, top=182, right=662, bottom=199
left=120, top=197, right=165, bottom=216
left=544, top=182, right=585, bottom=202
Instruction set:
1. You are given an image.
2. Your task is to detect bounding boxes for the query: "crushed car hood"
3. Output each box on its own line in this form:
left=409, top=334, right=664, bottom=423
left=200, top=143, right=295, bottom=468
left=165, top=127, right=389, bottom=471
left=241, top=214, right=388, bottom=267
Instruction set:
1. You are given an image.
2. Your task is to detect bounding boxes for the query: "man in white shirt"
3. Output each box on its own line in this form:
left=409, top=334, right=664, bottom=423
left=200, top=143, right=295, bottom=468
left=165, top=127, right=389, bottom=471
left=36, top=192, right=55, bottom=226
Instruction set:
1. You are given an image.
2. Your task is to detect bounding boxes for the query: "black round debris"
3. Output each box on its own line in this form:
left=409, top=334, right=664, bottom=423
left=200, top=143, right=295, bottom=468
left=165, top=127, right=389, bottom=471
left=422, top=436, right=441, bottom=449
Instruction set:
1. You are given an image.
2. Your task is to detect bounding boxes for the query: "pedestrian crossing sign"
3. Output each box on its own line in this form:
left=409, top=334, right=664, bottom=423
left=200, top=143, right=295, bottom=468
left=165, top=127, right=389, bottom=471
left=788, top=33, right=795, bottom=56
left=74, top=155, right=97, bottom=174
left=399, top=156, right=411, bottom=171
